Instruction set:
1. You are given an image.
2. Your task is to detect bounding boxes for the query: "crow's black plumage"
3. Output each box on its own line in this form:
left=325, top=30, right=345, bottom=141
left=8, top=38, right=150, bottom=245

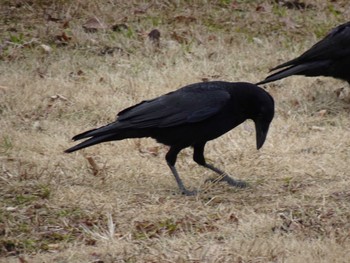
left=257, top=21, right=350, bottom=85
left=65, top=81, right=275, bottom=195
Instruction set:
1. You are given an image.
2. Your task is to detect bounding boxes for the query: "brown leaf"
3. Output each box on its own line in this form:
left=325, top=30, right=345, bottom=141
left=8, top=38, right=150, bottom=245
left=208, top=35, right=217, bottom=41
left=228, top=213, right=239, bottom=224
left=256, top=5, right=266, bottom=12
left=69, top=70, right=85, bottom=80
left=55, top=32, right=71, bottom=45
left=170, top=31, right=188, bottom=44
left=62, top=20, right=70, bottom=29
left=18, top=256, right=28, bottom=263
left=86, top=156, right=100, bottom=176
left=291, top=99, right=300, bottom=107
left=83, top=17, right=108, bottom=32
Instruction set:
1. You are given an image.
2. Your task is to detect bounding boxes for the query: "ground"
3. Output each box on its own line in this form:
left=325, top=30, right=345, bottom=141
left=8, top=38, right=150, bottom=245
left=1, top=0, right=350, bottom=262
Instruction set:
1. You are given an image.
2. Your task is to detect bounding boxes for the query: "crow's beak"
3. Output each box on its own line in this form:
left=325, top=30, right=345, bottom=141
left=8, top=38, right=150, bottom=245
left=254, top=121, right=269, bottom=150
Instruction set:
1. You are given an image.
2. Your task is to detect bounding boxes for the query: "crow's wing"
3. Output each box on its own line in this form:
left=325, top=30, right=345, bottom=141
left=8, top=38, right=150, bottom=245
left=272, top=22, right=350, bottom=70
left=117, top=86, right=231, bottom=128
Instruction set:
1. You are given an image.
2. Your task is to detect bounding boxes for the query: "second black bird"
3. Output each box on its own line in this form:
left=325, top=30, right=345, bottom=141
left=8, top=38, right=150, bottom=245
left=65, top=81, right=275, bottom=195
left=257, top=21, right=350, bottom=85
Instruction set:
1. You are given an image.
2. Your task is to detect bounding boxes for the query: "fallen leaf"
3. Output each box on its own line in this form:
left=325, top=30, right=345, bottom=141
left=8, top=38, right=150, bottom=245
left=55, top=31, right=71, bottom=45
left=170, top=31, right=189, bottom=44
left=62, top=20, right=70, bottom=29
left=86, top=156, right=100, bottom=176
left=228, top=213, right=239, bottom=224
left=256, top=5, right=266, bottom=12
left=18, top=256, right=28, bottom=263
left=83, top=17, right=108, bottom=32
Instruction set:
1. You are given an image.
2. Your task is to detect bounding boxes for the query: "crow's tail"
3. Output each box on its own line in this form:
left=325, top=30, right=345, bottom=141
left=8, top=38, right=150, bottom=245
left=65, top=122, right=123, bottom=153
left=256, top=64, right=309, bottom=85
left=64, top=133, right=117, bottom=153
left=256, top=61, right=330, bottom=85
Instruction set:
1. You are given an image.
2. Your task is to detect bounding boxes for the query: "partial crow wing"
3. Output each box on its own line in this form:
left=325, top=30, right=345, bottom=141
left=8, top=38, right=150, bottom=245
left=117, top=85, right=231, bottom=128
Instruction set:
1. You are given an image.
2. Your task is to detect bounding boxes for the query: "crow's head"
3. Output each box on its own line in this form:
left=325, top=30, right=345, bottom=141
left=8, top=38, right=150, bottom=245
left=252, top=90, right=275, bottom=150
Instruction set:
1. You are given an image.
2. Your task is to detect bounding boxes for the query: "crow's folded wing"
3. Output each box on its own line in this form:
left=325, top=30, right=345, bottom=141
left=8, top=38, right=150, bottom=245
left=117, top=87, right=231, bottom=128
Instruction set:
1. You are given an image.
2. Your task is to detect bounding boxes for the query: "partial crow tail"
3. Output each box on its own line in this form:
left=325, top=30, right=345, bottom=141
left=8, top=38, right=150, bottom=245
left=256, top=64, right=310, bottom=85
left=72, top=122, right=119, bottom=141
left=65, top=133, right=116, bottom=153
left=65, top=122, right=123, bottom=153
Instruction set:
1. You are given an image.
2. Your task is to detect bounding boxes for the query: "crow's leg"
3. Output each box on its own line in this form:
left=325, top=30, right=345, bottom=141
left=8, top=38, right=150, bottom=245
left=193, top=143, right=247, bottom=188
left=165, top=146, right=197, bottom=196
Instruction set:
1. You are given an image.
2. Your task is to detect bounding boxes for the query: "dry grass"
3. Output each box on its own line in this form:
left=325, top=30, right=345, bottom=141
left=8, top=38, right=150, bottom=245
left=1, top=0, right=350, bottom=262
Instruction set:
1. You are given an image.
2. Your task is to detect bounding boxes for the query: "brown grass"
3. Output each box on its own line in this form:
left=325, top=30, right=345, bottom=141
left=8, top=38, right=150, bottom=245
left=1, top=0, right=350, bottom=262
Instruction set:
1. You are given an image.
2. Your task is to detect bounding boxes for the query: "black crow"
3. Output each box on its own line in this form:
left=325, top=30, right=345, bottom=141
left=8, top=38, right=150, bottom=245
left=65, top=81, right=275, bottom=195
left=257, top=21, right=350, bottom=85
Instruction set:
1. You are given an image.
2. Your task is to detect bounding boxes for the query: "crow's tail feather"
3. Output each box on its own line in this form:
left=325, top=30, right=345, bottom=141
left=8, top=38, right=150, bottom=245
left=256, top=64, right=310, bottom=85
left=72, top=122, right=120, bottom=141
left=257, top=61, right=330, bottom=85
left=65, top=133, right=117, bottom=153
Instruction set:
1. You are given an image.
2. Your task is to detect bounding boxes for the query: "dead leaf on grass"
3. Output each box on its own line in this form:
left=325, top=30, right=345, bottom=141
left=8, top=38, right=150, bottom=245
left=18, top=256, right=29, bottom=263
left=171, top=31, right=190, bottom=44
left=83, top=17, right=108, bottom=32
left=55, top=31, right=71, bottom=45
left=86, top=156, right=100, bottom=176
left=228, top=213, right=239, bottom=224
